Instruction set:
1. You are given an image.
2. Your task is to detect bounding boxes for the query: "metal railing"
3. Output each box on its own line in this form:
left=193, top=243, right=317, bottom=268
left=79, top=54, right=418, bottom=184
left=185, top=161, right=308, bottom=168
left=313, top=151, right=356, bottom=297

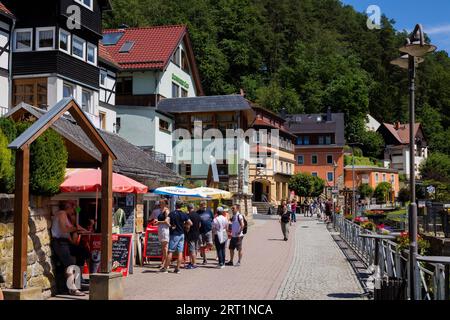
left=334, top=213, right=450, bottom=300
left=0, top=106, right=8, bottom=117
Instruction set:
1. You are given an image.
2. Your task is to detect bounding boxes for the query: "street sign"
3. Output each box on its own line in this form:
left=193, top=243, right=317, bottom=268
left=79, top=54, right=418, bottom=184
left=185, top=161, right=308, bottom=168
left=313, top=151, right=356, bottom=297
left=427, top=185, right=435, bottom=194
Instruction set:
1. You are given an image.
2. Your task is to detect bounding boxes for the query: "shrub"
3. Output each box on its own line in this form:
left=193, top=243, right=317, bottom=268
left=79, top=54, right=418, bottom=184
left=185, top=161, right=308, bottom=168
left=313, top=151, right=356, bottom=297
left=289, top=173, right=325, bottom=197
left=358, top=183, right=374, bottom=199
left=398, top=187, right=410, bottom=204
left=395, top=232, right=430, bottom=255
left=0, top=118, right=17, bottom=143
left=16, top=122, right=68, bottom=196
left=374, top=182, right=392, bottom=203
left=0, top=129, right=14, bottom=193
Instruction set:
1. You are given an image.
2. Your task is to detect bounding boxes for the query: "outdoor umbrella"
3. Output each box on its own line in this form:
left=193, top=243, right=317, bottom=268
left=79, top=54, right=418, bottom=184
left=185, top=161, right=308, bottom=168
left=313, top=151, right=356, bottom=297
left=192, top=187, right=232, bottom=200
left=151, top=186, right=208, bottom=198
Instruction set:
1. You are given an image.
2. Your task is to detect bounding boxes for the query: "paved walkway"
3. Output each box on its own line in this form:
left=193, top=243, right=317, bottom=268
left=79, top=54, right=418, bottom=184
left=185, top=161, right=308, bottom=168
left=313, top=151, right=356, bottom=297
left=50, top=215, right=365, bottom=300
left=276, top=218, right=365, bottom=300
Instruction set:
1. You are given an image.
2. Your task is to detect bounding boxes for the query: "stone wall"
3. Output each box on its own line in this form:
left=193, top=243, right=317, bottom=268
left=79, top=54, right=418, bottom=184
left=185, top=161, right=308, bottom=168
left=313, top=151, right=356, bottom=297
left=0, top=195, right=55, bottom=299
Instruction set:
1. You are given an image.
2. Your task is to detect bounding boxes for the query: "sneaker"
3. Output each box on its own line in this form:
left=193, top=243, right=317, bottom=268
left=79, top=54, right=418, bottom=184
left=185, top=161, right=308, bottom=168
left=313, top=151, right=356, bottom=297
left=69, top=289, right=85, bottom=296
left=225, top=261, right=233, bottom=266
left=159, top=268, right=168, bottom=273
left=235, top=261, right=241, bottom=267
left=185, top=264, right=193, bottom=269
left=174, top=268, right=181, bottom=274
left=219, top=264, right=225, bottom=269
left=191, top=264, right=198, bottom=269
left=202, top=260, right=208, bottom=265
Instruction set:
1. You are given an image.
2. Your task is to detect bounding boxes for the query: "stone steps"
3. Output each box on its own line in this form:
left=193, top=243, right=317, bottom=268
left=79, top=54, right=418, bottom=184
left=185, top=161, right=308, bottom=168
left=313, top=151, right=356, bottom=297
left=253, top=202, right=272, bottom=215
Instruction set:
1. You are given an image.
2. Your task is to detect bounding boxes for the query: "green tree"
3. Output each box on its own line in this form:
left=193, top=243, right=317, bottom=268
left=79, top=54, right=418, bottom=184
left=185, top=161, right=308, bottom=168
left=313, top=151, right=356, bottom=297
left=359, top=130, right=385, bottom=159
left=374, top=182, right=392, bottom=203
left=16, top=122, right=68, bottom=196
left=0, top=129, right=13, bottom=193
left=358, top=183, right=374, bottom=199
left=289, top=172, right=325, bottom=198
left=419, top=153, right=450, bottom=183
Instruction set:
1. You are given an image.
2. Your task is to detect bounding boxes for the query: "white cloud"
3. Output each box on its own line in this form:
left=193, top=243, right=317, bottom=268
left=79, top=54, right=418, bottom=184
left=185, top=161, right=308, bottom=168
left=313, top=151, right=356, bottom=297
left=425, top=24, right=450, bottom=35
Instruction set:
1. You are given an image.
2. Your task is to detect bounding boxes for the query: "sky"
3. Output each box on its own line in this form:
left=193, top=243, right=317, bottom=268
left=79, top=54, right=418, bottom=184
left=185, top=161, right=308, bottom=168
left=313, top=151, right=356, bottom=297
left=340, top=0, right=450, bottom=53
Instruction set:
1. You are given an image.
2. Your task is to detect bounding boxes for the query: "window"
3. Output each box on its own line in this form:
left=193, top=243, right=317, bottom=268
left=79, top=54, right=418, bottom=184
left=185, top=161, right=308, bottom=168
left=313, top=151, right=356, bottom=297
left=99, top=112, right=106, bottom=130
left=327, top=155, right=333, bottom=164
left=72, top=36, right=86, bottom=60
left=81, top=90, right=92, bottom=113
left=13, top=78, right=47, bottom=108
left=59, top=29, right=70, bottom=54
left=172, top=46, right=180, bottom=66
left=181, top=88, right=188, bottom=97
left=116, top=77, right=132, bottom=95
left=36, top=27, right=55, bottom=50
left=87, top=43, right=97, bottom=65
left=383, top=174, right=386, bottom=182
left=100, top=71, right=107, bottom=86
left=75, top=0, right=93, bottom=10
left=296, top=137, right=303, bottom=145
left=312, top=155, right=318, bottom=165
left=172, top=82, right=180, bottom=98
left=391, top=174, right=395, bottom=186
left=63, top=83, right=74, bottom=98
left=304, top=136, right=310, bottom=145
left=181, top=49, right=190, bottom=74
left=327, top=172, right=334, bottom=182
left=14, top=29, right=33, bottom=52
left=375, top=173, right=379, bottom=183
left=297, top=155, right=304, bottom=165
left=318, top=136, right=324, bottom=145
left=312, top=172, right=318, bottom=177
left=179, top=164, right=191, bottom=176
left=325, top=135, right=332, bottom=145
left=159, top=119, right=170, bottom=132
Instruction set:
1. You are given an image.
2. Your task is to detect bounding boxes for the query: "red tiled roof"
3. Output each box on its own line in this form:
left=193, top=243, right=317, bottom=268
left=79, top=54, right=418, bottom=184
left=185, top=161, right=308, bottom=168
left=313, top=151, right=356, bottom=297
left=98, top=42, right=120, bottom=70
left=383, top=122, right=421, bottom=144
left=0, top=2, right=14, bottom=18
left=103, top=25, right=187, bottom=71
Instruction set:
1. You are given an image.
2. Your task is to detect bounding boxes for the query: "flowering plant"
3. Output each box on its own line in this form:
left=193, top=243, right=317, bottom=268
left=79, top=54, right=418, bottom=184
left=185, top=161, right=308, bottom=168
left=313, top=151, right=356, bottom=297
left=361, top=221, right=377, bottom=231
left=365, top=210, right=386, bottom=216
left=395, top=232, right=430, bottom=255
left=344, top=214, right=353, bottom=220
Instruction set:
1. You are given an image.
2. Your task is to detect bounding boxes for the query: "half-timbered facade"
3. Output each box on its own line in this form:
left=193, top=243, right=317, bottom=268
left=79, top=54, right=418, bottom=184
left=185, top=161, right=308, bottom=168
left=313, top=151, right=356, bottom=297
left=0, top=2, right=14, bottom=116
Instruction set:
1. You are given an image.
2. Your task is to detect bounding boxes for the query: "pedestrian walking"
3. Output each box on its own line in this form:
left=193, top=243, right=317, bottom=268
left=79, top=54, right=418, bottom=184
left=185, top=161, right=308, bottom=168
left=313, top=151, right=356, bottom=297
left=197, top=201, right=214, bottom=265
left=161, top=201, right=192, bottom=274
left=154, top=199, right=170, bottom=268
left=212, top=207, right=229, bottom=268
left=185, top=203, right=201, bottom=269
left=226, top=204, right=245, bottom=266
left=303, top=199, right=309, bottom=217
left=290, top=200, right=297, bottom=223
left=278, top=201, right=290, bottom=241
left=325, top=198, right=333, bottom=223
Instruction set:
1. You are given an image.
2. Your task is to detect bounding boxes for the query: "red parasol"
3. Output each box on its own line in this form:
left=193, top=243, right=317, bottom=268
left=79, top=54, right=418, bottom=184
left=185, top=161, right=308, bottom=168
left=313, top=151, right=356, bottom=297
left=60, top=169, right=148, bottom=194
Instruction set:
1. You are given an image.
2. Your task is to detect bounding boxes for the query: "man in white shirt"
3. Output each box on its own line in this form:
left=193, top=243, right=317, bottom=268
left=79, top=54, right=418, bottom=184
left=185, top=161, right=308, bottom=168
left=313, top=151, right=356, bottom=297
left=225, top=204, right=244, bottom=267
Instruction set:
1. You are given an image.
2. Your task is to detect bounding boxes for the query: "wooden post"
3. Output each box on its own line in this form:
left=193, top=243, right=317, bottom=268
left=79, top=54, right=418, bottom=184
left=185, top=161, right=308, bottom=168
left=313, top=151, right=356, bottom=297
left=12, top=147, right=30, bottom=289
left=101, top=154, right=113, bottom=273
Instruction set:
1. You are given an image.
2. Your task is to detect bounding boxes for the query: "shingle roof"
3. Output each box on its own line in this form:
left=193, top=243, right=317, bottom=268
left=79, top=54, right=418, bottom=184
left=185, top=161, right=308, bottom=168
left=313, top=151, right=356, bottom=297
left=381, top=123, right=421, bottom=144
left=157, top=95, right=252, bottom=113
left=103, top=25, right=186, bottom=71
left=99, top=42, right=120, bottom=70
left=5, top=103, right=183, bottom=184
left=0, top=2, right=14, bottom=19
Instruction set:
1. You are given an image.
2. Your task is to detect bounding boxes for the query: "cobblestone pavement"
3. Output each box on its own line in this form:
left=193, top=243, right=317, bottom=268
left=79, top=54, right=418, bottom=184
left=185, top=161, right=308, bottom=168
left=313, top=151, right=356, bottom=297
left=276, top=218, right=365, bottom=300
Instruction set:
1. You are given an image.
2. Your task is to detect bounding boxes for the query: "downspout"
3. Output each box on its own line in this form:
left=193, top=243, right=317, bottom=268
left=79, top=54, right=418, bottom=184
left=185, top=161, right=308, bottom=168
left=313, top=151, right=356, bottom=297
left=8, top=18, right=16, bottom=109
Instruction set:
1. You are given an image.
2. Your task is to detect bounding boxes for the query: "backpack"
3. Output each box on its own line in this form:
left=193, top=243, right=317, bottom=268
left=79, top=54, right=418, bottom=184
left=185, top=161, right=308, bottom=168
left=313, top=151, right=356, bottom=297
left=236, top=214, right=248, bottom=235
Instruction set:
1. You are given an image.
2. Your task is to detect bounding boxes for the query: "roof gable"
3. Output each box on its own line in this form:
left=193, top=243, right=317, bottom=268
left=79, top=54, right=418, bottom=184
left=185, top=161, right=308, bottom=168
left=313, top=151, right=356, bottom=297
left=0, top=2, right=14, bottom=19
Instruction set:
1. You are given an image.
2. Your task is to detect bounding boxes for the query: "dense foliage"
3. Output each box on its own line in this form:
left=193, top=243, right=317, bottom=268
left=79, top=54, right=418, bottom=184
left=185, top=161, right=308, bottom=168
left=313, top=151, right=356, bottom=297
left=105, top=0, right=450, bottom=153
left=374, top=182, right=392, bottom=203
left=0, top=118, right=16, bottom=193
left=358, top=183, right=374, bottom=199
left=289, top=172, right=325, bottom=197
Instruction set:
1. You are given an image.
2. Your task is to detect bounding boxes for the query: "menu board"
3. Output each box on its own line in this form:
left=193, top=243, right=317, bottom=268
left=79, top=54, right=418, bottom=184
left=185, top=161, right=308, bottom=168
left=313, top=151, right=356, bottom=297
left=144, top=226, right=162, bottom=259
left=112, top=234, right=133, bottom=276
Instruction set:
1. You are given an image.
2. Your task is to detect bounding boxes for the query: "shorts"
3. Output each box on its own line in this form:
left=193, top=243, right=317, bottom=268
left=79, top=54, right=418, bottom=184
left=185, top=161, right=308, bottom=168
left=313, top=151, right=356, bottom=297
left=188, top=238, right=200, bottom=253
left=229, top=236, right=243, bottom=251
left=325, top=211, right=332, bottom=217
left=158, top=226, right=170, bottom=243
left=52, top=238, right=76, bottom=268
left=200, top=231, right=213, bottom=247
left=169, top=234, right=185, bottom=253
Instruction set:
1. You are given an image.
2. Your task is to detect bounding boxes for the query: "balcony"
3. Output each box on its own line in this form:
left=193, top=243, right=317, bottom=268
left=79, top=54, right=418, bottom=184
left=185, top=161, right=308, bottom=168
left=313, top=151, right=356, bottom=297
left=0, top=106, right=8, bottom=117
left=116, top=94, right=160, bottom=107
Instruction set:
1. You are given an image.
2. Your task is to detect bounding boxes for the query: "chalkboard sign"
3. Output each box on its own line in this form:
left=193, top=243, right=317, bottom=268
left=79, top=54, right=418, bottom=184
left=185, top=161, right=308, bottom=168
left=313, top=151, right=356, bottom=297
left=143, top=226, right=162, bottom=259
left=112, top=234, right=133, bottom=276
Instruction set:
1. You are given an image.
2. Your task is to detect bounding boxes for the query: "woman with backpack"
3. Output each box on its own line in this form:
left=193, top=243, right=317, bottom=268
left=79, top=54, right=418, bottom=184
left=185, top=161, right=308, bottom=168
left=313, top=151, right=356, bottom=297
left=279, top=200, right=291, bottom=241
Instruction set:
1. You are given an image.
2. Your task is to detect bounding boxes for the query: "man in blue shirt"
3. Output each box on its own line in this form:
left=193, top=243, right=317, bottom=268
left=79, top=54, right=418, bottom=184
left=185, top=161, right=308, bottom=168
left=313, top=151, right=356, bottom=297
left=197, top=200, right=214, bottom=265
left=161, top=201, right=192, bottom=274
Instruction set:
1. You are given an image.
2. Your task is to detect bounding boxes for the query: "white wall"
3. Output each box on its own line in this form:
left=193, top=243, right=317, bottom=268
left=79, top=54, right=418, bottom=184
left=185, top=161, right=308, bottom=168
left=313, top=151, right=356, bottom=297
left=98, top=105, right=116, bottom=132
left=133, top=71, right=157, bottom=95
left=154, top=113, right=174, bottom=161
left=0, top=22, right=10, bottom=71
left=100, top=69, right=116, bottom=106
left=0, top=21, right=10, bottom=110
left=158, top=61, right=196, bottom=98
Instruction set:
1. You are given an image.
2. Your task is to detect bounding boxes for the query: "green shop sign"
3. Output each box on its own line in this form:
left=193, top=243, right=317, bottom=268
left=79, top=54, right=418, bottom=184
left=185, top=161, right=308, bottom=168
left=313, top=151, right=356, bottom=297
left=172, top=74, right=189, bottom=89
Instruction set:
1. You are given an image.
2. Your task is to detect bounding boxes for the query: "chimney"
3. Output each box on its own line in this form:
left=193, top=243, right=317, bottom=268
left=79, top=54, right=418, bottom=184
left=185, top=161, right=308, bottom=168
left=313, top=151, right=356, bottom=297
left=327, top=106, right=332, bottom=121
left=395, top=121, right=401, bottom=130
left=118, top=24, right=129, bottom=30
left=239, top=88, right=245, bottom=97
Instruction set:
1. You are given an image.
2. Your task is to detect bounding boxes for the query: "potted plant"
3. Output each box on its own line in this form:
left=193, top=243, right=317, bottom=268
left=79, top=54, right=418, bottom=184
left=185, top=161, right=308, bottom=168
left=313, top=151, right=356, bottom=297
left=365, top=210, right=387, bottom=223
left=395, top=232, right=430, bottom=255
left=361, top=221, right=377, bottom=232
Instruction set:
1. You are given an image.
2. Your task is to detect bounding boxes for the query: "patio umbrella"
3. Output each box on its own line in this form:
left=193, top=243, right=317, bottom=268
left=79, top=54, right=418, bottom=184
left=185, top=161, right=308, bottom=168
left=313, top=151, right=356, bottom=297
left=151, top=186, right=208, bottom=198
left=192, top=187, right=232, bottom=200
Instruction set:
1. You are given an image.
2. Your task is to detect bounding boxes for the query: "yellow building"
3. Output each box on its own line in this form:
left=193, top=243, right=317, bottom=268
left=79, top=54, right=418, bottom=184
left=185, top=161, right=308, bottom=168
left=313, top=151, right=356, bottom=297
left=249, top=105, right=296, bottom=213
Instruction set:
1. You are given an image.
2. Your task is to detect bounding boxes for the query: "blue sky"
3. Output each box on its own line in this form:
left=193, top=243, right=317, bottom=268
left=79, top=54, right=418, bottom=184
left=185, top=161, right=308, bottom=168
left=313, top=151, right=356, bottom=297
left=340, top=0, right=450, bottom=53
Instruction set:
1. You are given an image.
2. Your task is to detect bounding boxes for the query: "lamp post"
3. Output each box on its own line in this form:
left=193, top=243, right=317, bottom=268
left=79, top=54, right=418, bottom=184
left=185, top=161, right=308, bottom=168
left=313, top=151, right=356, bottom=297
left=348, top=142, right=362, bottom=219
left=333, top=161, right=338, bottom=228
left=390, top=24, right=436, bottom=300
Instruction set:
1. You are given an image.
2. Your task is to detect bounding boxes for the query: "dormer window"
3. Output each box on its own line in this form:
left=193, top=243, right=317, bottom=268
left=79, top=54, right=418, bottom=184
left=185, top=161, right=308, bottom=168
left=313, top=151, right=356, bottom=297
left=36, top=27, right=55, bottom=51
left=14, top=29, right=33, bottom=52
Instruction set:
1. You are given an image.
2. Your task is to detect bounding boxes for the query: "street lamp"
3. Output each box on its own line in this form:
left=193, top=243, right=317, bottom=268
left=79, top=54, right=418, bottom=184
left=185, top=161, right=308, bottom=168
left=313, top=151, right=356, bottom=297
left=333, top=161, right=338, bottom=228
left=348, top=142, right=362, bottom=219
left=390, top=23, right=436, bottom=300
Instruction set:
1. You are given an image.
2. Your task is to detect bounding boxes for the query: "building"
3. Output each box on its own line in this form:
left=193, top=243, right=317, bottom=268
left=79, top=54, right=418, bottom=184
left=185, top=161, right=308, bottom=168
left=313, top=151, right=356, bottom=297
left=103, top=25, right=203, bottom=162
left=0, top=2, right=14, bottom=116
left=365, top=114, right=381, bottom=132
left=344, top=165, right=400, bottom=199
left=377, top=122, right=428, bottom=179
left=249, top=103, right=296, bottom=207
left=289, top=109, right=346, bottom=190
left=4, top=0, right=117, bottom=131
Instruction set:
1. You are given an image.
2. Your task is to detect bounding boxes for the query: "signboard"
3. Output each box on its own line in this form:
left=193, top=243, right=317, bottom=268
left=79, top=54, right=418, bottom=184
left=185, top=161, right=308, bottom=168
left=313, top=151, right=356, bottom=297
left=111, top=234, right=133, bottom=276
left=427, top=185, right=435, bottom=194
left=418, top=201, right=426, bottom=208
left=143, top=226, right=162, bottom=259
left=80, top=234, right=102, bottom=274
left=172, top=73, right=189, bottom=89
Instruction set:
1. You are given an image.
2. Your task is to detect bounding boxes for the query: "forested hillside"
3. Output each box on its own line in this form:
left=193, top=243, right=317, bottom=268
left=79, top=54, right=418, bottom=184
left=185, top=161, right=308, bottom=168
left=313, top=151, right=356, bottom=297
left=104, top=0, right=450, bottom=155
